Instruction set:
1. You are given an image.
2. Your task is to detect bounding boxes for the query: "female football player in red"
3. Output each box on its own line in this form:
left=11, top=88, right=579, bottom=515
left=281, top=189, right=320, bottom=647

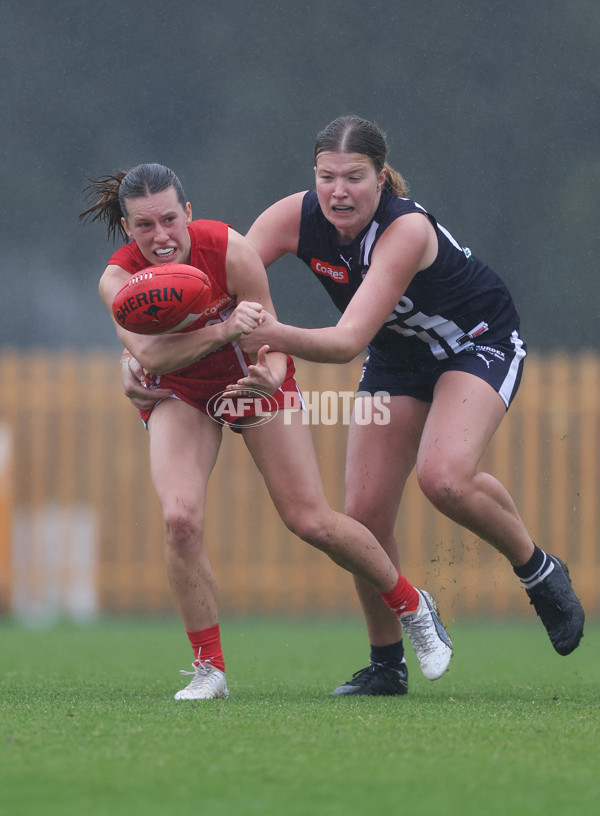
left=82, top=162, right=453, bottom=701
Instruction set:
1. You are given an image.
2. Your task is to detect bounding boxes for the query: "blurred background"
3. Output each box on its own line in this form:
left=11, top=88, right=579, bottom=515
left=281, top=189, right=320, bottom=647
left=0, top=1, right=598, bottom=624
left=2, top=0, right=599, bottom=351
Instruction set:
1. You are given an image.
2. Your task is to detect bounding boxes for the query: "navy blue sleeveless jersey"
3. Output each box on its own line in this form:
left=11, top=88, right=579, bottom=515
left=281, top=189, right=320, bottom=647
left=297, top=189, right=522, bottom=364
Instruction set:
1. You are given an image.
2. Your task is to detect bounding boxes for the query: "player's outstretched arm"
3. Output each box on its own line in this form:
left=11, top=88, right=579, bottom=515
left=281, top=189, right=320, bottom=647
left=242, top=213, right=434, bottom=364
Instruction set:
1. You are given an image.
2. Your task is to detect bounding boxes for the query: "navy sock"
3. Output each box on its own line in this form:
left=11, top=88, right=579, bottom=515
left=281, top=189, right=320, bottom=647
left=370, top=640, right=405, bottom=668
left=513, top=543, right=551, bottom=585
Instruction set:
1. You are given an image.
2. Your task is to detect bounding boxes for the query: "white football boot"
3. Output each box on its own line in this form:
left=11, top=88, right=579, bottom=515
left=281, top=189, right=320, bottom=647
left=399, top=590, right=453, bottom=680
left=174, top=660, right=229, bottom=700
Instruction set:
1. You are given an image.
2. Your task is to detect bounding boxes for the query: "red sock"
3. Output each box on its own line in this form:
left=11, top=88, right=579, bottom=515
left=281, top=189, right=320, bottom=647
left=380, top=572, right=420, bottom=616
left=185, top=624, right=225, bottom=672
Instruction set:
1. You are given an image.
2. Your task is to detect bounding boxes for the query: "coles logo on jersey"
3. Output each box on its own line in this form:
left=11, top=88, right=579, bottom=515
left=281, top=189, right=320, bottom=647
left=173, top=293, right=234, bottom=333
left=311, top=258, right=348, bottom=283
left=202, top=293, right=233, bottom=318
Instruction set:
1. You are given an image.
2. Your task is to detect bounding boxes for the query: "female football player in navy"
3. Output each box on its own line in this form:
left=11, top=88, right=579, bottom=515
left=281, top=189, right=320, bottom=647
left=232, top=115, right=584, bottom=696
left=82, top=162, right=453, bottom=701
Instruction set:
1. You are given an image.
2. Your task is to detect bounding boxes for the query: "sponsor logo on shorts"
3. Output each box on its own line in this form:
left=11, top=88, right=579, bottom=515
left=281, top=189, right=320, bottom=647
left=477, top=346, right=506, bottom=360
left=477, top=346, right=505, bottom=361
left=476, top=353, right=493, bottom=368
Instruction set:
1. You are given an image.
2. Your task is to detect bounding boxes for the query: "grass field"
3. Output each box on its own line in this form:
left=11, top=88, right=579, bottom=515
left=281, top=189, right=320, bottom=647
left=1, top=617, right=598, bottom=816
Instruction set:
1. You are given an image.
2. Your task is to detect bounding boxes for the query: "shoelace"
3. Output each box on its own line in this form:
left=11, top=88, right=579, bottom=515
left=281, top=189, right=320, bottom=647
left=179, top=657, right=215, bottom=679
left=403, top=610, right=438, bottom=656
left=347, top=661, right=403, bottom=681
left=348, top=664, right=377, bottom=681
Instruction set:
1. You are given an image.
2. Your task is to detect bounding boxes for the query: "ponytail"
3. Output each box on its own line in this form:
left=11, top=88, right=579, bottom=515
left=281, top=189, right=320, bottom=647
left=384, top=163, right=409, bottom=198
left=79, top=172, right=128, bottom=242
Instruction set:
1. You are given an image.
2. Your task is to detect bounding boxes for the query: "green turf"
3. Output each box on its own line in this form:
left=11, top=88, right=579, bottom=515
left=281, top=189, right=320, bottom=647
left=1, top=617, right=598, bottom=816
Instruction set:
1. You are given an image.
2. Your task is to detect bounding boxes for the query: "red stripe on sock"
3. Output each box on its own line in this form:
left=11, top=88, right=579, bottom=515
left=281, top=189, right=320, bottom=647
left=185, top=623, right=225, bottom=672
left=380, top=572, right=419, bottom=616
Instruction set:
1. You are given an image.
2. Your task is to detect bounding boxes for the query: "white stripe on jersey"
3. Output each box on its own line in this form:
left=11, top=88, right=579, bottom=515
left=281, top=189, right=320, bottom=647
left=385, top=307, right=468, bottom=360
left=413, top=199, right=465, bottom=253
left=361, top=221, right=379, bottom=266
left=230, top=340, right=250, bottom=375
left=436, top=222, right=464, bottom=251
left=217, top=303, right=250, bottom=376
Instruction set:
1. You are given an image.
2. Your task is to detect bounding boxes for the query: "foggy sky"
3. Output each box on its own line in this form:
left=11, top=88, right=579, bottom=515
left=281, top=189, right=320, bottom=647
left=2, top=0, right=598, bottom=352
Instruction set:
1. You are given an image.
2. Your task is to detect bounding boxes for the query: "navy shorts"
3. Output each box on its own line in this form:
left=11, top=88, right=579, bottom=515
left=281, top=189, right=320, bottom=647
left=358, top=330, right=527, bottom=408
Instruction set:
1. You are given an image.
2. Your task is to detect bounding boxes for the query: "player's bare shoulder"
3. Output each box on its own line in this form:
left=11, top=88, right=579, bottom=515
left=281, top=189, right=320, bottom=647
left=223, top=228, right=273, bottom=305
left=372, top=210, right=438, bottom=273
left=247, top=191, right=307, bottom=263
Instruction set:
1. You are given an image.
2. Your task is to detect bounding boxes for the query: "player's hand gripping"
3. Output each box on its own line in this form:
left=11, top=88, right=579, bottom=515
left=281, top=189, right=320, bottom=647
left=121, top=352, right=173, bottom=410
left=223, top=301, right=266, bottom=344
left=237, top=310, right=277, bottom=354
left=225, top=344, right=284, bottom=397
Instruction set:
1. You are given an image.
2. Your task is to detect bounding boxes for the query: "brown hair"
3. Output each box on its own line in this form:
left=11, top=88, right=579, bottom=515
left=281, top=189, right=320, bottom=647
left=80, top=163, right=186, bottom=242
left=314, top=115, right=409, bottom=197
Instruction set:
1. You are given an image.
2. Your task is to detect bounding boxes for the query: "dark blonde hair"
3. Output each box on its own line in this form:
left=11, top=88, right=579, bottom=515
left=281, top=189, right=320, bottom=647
left=80, top=163, right=186, bottom=242
left=314, top=115, right=409, bottom=197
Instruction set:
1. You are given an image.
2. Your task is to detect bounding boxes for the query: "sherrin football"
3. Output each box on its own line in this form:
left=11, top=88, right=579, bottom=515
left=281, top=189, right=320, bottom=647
left=112, top=263, right=212, bottom=334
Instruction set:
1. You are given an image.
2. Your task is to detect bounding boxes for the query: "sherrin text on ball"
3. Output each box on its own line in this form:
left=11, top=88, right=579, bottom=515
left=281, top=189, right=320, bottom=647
left=112, top=263, right=212, bottom=334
